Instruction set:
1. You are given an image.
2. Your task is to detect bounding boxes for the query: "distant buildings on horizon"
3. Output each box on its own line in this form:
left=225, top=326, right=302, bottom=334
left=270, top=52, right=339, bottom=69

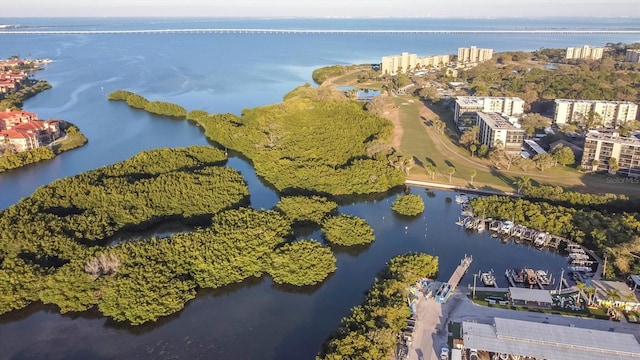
left=457, top=46, right=493, bottom=65
left=626, top=49, right=640, bottom=63
left=380, top=45, right=493, bottom=75
left=381, top=52, right=450, bottom=76
left=565, top=45, right=604, bottom=60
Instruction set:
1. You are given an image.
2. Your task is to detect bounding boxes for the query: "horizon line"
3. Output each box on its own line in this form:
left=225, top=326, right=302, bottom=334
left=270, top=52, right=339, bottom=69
left=1, top=15, right=640, bottom=20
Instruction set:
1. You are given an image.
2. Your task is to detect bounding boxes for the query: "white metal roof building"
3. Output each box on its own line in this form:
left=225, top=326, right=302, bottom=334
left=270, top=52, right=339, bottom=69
left=463, top=318, right=640, bottom=360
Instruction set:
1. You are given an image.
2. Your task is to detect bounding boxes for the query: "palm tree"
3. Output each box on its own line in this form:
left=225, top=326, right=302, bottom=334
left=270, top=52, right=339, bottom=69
left=591, top=159, right=599, bottom=173
left=608, top=157, right=619, bottom=175
left=469, top=169, right=477, bottom=186
left=447, top=166, right=456, bottom=183
left=514, top=176, right=531, bottom=193
left=470, top=144, right=477, bottom=157
left=424, top=164, right=436, bottom=180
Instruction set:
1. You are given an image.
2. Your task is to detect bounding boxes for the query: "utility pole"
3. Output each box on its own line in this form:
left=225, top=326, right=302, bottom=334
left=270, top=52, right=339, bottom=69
left=603, top=254, right=607, bottom=279
left=558, top=269, right=564, bottom=293
left=473, top=273, right=478, bottom=299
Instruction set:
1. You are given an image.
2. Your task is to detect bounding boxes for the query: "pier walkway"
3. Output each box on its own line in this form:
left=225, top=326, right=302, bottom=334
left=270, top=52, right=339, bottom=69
left=436, top=255, right=473, bottom=304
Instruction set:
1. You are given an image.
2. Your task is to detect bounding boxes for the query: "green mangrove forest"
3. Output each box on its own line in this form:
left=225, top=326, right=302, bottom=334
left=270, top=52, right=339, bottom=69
left=108, top=86, right=406, bottom=195
left=0, top=146, right=382, bottom=324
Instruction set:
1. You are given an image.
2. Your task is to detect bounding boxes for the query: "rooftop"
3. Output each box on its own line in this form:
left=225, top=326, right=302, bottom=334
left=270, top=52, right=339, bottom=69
left=476, top=112, right=522, bottom=131
left=591, top=280, right=640, bottom=303
left=585, top=132, right=640, bottom=146
left=508, top=287, right=553, bottom=303
left=555, top=99, right=637, bottom=105
left=463, top=317, right=640, bottom=360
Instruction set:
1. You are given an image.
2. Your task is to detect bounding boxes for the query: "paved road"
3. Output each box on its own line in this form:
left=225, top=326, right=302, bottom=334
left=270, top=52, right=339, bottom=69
left=407, top=288, right=640, bottom=360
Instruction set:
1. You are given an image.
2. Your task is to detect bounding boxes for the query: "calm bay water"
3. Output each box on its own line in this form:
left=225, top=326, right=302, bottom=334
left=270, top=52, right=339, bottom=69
left=0, top=18, right=638, bottom=359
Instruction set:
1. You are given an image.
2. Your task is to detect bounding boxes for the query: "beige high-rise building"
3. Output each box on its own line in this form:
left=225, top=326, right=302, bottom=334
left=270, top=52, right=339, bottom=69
left=581, top=131, right=640, bottom=177
left=554, top=99, right=638, bottom=127
left=625, top=49, right=640, bottom=63
left=457, top=46, right=493, bottom=64
left=475, top=112, right=525, bottom=155
left=454, top=96, right=524, bottom=124
left=381, top=52, right=449, bottom=75
left=565, top=45, right=604, bottom=60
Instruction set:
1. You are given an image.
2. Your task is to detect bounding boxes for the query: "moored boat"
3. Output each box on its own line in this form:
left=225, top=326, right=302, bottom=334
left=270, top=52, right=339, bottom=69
left=481, top=270, right=496, bottom=287
left=535, top=270, right=551, bottom=285
left=455, top=194, right=469, bottom=204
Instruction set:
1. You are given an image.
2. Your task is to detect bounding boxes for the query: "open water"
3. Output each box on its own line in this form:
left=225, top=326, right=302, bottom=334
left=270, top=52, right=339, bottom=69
left=0, top=17, right=638, bottom=359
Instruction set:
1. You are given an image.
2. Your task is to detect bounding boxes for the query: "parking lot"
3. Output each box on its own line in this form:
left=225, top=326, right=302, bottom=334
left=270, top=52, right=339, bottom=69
left=406, top=287, right=640, bottom=360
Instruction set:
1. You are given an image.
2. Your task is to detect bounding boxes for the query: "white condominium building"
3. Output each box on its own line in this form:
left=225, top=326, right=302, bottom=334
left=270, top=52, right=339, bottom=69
left=625, top=49, right=640, bottom=63
left=475, top=112, right=525, bottom=155
left=381, top=52, right=449, bottom=75
left=581, top=131, right=640, bottom=177
left=457, top=46, right=493, bottom=64
left=565, top=45, right=604, bottom=60
left=454, top=96, right=524, bottom=124
left=553, top=99, right=638, bottom=127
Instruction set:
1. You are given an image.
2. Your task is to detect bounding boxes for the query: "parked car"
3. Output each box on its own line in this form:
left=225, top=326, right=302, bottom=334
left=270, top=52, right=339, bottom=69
left=440, top=347, right=449, bottom=360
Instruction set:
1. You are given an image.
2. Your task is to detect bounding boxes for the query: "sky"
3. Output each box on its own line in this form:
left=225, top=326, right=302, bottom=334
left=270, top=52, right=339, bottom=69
left=2, top=0, right=639, bottom=18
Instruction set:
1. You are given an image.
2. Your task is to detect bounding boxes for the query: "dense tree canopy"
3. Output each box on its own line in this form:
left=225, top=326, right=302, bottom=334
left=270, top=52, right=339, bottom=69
left=267, top=240, right=337, bottom=286
left=322, top=215, right=375, bottom=246
left=112, top=87, right=405, bottom=195
left=274, top=196, right=338, bottom=224
left=391, top=194, right=425, bottom=216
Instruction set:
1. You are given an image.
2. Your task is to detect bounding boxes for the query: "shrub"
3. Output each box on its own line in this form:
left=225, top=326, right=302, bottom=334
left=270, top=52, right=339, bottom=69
left=391, top=194, right=425, bottom=216
left=322, top=215, right=375, bottom=246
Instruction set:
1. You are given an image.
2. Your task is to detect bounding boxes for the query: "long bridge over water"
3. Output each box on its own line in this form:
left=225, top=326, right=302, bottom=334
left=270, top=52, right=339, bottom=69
left=2, top=28, right=640, bottom=35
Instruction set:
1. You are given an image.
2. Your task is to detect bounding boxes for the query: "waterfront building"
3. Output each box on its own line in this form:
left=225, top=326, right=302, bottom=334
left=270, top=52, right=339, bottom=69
left=462, top=317, right=640, bottom=360
left=457, top=46, right=493, bottom=64
left=565, top=45, right=604, bottom=60
left=625, top=49, right=640, bottom=63
left=475, top=112, right=525, bottom=155
left=381, top=52, right=450, bottom=75
left=580, top=131, right=640, bottom=177
left=0, top=110, right=59, bottom=152
left=454, top=96, right=524, bottom=124
left=553, top=99, right=638, bottom=127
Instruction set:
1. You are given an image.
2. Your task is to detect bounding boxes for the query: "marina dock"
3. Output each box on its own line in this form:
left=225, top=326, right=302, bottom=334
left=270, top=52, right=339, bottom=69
left=456, top=216, right=569, bottom=250
left=436, top=255, right=473, bottom=303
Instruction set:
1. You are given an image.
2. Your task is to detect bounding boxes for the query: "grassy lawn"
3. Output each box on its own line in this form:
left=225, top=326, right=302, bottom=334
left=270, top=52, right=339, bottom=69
left=322, top=71, right=640, bottom=198
left=393, top=94, right=640, bottom=198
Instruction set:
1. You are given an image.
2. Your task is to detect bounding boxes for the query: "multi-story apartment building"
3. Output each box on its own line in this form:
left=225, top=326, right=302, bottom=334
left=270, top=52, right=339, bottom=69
left=581, top=131, right=640, bottom=177
left=625, top=49, right=640, bottom=63
left=380, top=52, right=450, bottom=75
left=454, top=96, right=525, bottom=124
left=0, top=109, right=60, bottom=152
left=553, top=99, right=638, bottom=127
left=457, top=46, right=493, bottom=64
left=565, top=45, right=604, bottom=60
left=475, top=112, right=525, bottom=155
